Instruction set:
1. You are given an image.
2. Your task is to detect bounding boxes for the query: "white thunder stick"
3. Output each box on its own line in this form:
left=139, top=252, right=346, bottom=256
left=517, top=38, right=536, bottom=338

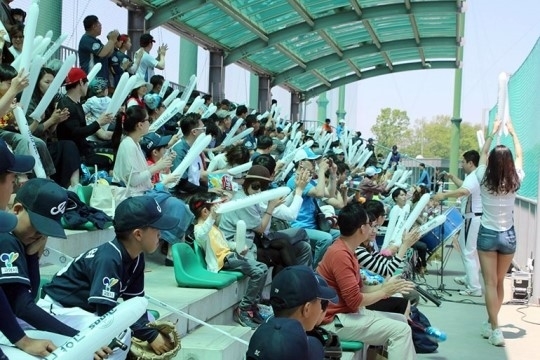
left=418, top=214, right=447, bottom=237
left=163, top=88, right=179, bottom=107
left=13, top=107, right=46, bottom=178
left=226, top=127, right=254, bottom=145
left=235, top=220, right=246, bottom=254
left=29, top=54, right=76, bottom=121
left=388, top=203, right=410, bottom=248
left=382, top=205, right=401, bottom=249
left=42, top=33, right=68, bottom=63
left=168, top=134, right=212, bottom=186
left=19, top=56, right=45, bottom=112
left=45, top=297, right=147, bottom=360
left=16, top=2, right=39, bottom=73
left=221, top=119, right=245, bottom=146
left=403, top=193, right=431, bottom=232
left=382, top=151, right=392, bottom=170
left=497, top=72, right=509, bottom=136
left=179, top=74, right=197, bottom=103
left=216, top=187, right=291, bottom=214
left=86, top=63, right=102, bottom=84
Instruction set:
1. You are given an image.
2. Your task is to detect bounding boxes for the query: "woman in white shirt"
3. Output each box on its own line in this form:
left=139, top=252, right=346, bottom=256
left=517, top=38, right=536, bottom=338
left=476, top=119, right=523, bottom=346
left=113, top=105, right=194, bottom=265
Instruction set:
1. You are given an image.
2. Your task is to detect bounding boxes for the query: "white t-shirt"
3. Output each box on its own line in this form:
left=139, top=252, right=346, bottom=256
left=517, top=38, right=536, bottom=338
left=136, top=51, right=159, bottom=81
left=460, top=169, right=482, bottom=214
left=476, top=164, right=525, bottom=231
left=113, top=136, right=153, bottom=195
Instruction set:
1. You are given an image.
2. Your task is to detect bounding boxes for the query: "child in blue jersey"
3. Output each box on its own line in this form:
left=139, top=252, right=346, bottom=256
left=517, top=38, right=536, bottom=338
left=42, top=196, right=179, bottom=359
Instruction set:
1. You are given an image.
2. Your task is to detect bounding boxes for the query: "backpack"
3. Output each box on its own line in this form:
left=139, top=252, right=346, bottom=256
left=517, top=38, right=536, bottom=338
left=408, top=306, right=438, bottom=353
left=306, top=326, right=342, bottom=360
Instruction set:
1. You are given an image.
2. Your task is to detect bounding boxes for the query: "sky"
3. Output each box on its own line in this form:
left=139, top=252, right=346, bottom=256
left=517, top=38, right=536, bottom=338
left=15, top=0, right=540, bottom=137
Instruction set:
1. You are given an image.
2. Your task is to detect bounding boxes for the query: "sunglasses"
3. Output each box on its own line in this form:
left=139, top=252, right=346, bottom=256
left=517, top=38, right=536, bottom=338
left=249, top=182, right=268, bottom=191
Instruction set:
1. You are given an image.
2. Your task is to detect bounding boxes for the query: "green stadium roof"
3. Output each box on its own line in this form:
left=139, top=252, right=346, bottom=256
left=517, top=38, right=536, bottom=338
left=115, top=0, right=465, bottom=99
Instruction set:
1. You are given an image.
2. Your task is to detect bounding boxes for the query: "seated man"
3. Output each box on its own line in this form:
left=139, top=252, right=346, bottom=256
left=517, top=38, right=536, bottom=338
left=41, top=196, right=179, bottom=360
left=317, top=203, right=416, bottom=360
left=0, top=179, right=112, bottom=359
left=270, top=265, right=339, bottom=358
left=247, top=317, right=320, bottom=360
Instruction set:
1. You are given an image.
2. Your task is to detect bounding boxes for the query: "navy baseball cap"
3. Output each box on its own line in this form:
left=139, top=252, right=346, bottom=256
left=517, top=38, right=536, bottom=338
left=14, top=178, right=68, bottom=239
left=140, top=133, right=171, bottom=156
left=270, top=265, right=338, bottom=310
left=246, top=317, right=313, bottom=360
left=0, top=211, right=17, bottom=233
left=114, top=196, right=179, bottom=232
left=0, top=139, right=35, bottom=173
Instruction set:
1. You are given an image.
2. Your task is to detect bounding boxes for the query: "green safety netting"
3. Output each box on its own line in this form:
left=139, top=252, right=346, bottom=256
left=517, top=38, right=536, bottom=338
left=119, top=0, right=463, bottom=99
left=487, top=37, right=540, bottom=201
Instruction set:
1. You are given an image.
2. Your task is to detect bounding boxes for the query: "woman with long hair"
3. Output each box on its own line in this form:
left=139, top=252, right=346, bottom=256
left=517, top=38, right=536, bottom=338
left=112, top=105, right=194, bottom=265
left=477, top=119, right=523, bottom=346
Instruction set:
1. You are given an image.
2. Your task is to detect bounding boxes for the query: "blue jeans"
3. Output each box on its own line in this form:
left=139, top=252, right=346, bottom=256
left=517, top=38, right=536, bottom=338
left=223, top=252, right=268, bottom=309
left=477, top=225, right=516, bottom=255
left=305, top=228, right=340, bottom=267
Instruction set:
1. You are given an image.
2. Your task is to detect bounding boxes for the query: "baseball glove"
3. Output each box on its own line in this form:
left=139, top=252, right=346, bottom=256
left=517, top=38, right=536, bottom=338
left=128, top=321, right=181, bottom=360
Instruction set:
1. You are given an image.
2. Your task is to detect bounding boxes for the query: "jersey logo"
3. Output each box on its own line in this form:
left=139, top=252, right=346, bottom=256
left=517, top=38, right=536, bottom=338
left=85, top=248, right=98, bottom=258
left=0, top=252, right=19, bottom=274
left=102, top=277, right=119, bottom=298
left=92, top=42, right=101, bottom=51
left=50, top=201, right=67, bottom=216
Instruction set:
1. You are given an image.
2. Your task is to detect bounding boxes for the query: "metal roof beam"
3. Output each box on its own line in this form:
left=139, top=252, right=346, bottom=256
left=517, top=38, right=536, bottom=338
left=311, top=70, right=331, bottom=88
left=275, top=44, right=307, bottom=69
left=225, top=1, right=458, bottom=64
left=304, top=60, right=457, bottom=99
left=346, top=59, right=362, bottom=79
left=318, top=30, right=343, bottom=58
left=362, top=19, right=395, bottom=70
left=272, top=37, right=455, bottom=85
left=287, top=0, right=315, bottom=26
left=349, top=0, right=362, bottom=16
left=209, top=0, right=268, bottom=42
left=145, top=0, right=206, bottom=30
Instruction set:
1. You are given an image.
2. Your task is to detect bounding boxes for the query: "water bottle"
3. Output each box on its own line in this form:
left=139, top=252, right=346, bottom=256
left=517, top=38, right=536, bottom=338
left=425, top=326, right=447, bottom=342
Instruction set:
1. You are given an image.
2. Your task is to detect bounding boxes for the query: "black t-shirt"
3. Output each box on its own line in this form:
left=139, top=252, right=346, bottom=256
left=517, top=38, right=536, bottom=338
left=56, top=95, right=101, bottom=156
left=43, top=238, right=145, bottom=313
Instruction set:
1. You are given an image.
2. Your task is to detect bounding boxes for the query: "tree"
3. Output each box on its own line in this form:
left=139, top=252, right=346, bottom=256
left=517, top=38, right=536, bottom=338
left=401, top=115, right=482, bottom=158
left=371, top=108, right=411, bottom=150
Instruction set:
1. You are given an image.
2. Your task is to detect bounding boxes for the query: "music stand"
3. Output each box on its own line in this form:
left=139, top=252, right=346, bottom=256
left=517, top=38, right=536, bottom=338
left=434, top=201, right=461, bottom=295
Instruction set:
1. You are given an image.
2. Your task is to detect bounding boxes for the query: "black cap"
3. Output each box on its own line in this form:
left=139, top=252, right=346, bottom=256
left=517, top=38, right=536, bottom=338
left=140, top=33, right=155, bottom=47
left=114, top=196, right=179, bottom=232
left=0, top=211, right=17, bottom=233
left=0, top=139, right=35, bottom=173
left=15, top=179, right=68, bottom=239
left=270, top=265, right=338, bottom=310
left=246, top=317, right=313, bottom=360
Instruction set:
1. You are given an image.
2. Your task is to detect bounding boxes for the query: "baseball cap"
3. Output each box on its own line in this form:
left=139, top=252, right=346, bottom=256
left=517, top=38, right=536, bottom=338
left=133, top=77, right=153, bottom=92
left=14, top=179, right=68, bottom=239
left=304, top=148, right=322, bottom=161
left=338, top=119, right=345, bottom=124
left=0, top=139, right=35, bottom=173
left=332, top=147, right=344, bottom=155
left=365, top=166, right=382, bottom=177
left=0, top=211, right=17, bottom=233
left=270, top=265, right=338, bottom=310
left=140, top=133, right=171, bottom=156
left=143, top=93, right=163, bottom=110
left=246, top=317, right=313, bottom=360
left=114, top=196, right=179, bottom=232
left=140, top=33, right=155, bottom=47
left=64, top=67, right=87, bottom=86
left=245, top=165, right=271, bottom=182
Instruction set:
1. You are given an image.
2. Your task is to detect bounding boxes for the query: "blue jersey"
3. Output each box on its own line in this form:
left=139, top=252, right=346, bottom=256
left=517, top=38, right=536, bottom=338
left=78, top=33, right=110, bottom=83
left=43, top=238, right=145, bottom=313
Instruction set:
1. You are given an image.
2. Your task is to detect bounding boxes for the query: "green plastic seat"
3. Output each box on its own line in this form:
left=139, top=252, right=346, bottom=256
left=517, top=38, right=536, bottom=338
left=148, top=309, right=160, bottom=320
left=171, top=243, right=237, bottom=289
left=192, top=243, right=245, bottom=280
left=36, top=277, right=51, bottom=302
left=341, top=341, right=364, bottom=351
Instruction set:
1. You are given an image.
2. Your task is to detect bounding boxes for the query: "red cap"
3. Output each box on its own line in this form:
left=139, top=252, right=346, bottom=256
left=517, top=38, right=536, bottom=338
left=118, top=34, right=129, bottom=43
left=64, top=67, right=87, bottom=86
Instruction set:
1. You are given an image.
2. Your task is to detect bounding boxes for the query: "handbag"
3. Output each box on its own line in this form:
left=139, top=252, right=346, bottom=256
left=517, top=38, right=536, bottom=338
left=315, top=200, right=332, bottom=232
left=90, top=166, right=133, bottom=217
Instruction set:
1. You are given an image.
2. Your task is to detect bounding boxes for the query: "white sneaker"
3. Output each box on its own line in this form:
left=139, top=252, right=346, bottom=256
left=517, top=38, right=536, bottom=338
left=481, top=321, right=492, bottom=339
left=489, top=328, right=505, bottom=346
left=454, top=276, right=466, bottom=286
left=459, top=288, right=482, bottom=297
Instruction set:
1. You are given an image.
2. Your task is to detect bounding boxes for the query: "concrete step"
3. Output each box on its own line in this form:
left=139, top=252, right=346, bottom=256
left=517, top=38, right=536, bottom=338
left=176, top=325, right=252, bottom=360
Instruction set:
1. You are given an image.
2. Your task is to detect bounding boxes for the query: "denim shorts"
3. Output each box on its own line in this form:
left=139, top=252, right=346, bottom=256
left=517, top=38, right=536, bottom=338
left=477, top=225, right=516, bottom=254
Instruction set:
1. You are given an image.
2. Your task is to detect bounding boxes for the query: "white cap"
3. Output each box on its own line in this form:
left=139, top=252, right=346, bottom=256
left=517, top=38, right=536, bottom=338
left=365, top=166, right=382, bottom=177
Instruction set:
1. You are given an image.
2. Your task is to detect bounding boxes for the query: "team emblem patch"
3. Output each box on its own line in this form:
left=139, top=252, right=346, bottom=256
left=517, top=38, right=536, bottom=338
left=102, top=277, right=119, bottom=298
left=0, top=252, right=19, bottom=274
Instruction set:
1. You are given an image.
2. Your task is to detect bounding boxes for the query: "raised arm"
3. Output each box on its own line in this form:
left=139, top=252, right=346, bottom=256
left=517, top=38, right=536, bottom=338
left=479, top=119, right=501, bottom=166
left=506, top=119, right=523, bottom=170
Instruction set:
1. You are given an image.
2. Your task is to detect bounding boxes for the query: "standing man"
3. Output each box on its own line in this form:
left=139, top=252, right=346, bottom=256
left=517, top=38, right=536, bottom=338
left=78, top=15, right=119, bottom=84
left=433, top=150, right=482, bottom=297
left=135, top=34, right=167, bottom=82
left=416, top=162, right=431, bottom=189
